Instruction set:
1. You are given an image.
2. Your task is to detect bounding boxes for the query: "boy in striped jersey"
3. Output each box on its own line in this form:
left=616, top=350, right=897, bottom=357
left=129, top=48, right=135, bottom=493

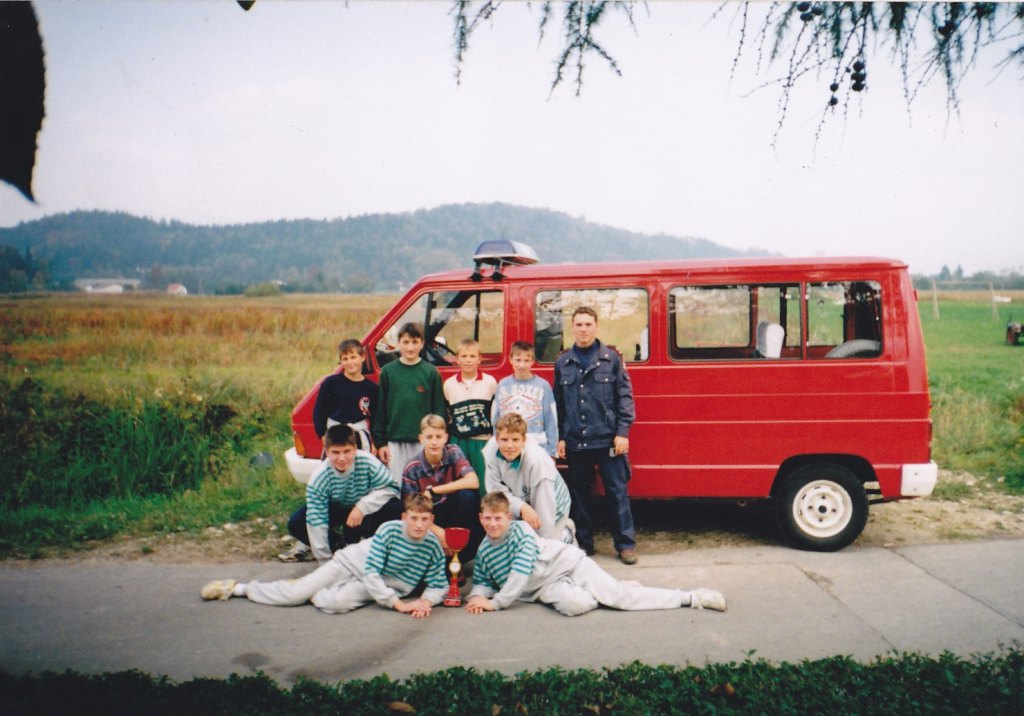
left=201, top=494, right=448, bottom=617
left=483, top=413, right=575, bottom=544
left=466, top=492, right=725, bottom=616
left=286, top=423, right=403, bottom=563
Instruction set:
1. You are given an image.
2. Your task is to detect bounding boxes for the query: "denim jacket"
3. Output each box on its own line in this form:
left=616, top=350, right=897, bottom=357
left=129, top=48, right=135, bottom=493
left=554, top=340, right=636, bottom=451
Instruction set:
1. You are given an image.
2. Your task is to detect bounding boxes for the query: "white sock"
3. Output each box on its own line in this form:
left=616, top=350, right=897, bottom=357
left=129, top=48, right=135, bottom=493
left=234, top=582, right=248, bottom=597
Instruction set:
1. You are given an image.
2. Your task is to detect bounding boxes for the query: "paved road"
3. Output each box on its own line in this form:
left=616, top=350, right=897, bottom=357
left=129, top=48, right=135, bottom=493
left=2, top=539, right=1022, bottom=685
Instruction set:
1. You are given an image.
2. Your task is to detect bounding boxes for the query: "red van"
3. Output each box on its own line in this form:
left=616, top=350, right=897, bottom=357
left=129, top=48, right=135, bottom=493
left=286, top=241, right=937, bottom=551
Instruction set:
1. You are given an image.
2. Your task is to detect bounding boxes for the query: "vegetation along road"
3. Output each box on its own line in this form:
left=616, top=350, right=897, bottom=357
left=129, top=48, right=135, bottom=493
left=0, top=291, right=1021, bottom=562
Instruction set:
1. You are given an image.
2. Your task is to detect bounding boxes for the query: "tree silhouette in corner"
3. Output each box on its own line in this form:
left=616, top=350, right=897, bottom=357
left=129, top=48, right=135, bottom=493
left=0, top=3, right=45, bottom=202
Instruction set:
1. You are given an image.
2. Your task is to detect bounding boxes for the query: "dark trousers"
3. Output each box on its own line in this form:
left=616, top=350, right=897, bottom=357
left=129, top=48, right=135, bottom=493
left=566, top=448, right=636, bottom=553
left=430, top=488, right=484, bottom=562
left=287, top=497, right=403, bottom=553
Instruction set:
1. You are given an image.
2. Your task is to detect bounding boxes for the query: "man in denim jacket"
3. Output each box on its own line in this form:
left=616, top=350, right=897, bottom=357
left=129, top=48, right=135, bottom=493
left=554, top=306, right=638, bottom=564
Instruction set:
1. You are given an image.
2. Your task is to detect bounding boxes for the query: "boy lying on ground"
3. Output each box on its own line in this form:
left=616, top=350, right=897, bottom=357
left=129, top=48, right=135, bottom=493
left=201, top=494, right=447, bottom=618
left=466, top=492, right=726, bottom=617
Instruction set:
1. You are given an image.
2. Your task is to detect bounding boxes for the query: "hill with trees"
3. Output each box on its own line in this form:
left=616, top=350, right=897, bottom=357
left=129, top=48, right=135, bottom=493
left=0, top=203, right=770, bottom=294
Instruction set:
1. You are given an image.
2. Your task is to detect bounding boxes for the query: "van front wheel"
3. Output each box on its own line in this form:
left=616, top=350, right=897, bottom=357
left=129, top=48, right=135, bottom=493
left=776, top=464, right=868, bottom=551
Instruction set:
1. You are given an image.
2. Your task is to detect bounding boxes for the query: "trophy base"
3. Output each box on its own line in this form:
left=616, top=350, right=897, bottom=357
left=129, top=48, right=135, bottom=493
left=443, top=579, right=462, bottom=607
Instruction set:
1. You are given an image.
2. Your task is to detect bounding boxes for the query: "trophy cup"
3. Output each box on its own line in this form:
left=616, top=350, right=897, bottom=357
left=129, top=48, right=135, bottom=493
left=443, top=527, right=471, bottom=607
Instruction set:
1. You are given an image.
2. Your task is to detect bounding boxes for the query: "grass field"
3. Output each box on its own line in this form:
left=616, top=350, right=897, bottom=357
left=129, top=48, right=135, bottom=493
left=918, top=291, right=1024, bottom=485
left=1, top=290, right=1022, bottom=556
left=0, top=293, right=396, bottom=555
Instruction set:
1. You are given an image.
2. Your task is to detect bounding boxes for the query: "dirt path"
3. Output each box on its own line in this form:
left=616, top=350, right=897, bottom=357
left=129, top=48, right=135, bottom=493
left=9, top=470, right=1024, bottom=566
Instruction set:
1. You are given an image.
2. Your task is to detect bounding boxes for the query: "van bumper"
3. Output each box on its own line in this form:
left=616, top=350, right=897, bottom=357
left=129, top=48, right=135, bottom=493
left=900, top=461, right=938, bottom=497
left=284, top=447, right=322, bottom=485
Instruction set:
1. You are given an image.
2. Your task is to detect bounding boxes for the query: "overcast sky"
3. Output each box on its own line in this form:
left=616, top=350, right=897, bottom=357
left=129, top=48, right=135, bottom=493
left=3, top=1, right=1022, bottom=276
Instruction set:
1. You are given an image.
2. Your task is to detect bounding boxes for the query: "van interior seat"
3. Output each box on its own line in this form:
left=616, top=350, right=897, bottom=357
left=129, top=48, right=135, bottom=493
left=756, top=321, right=785, bottom=358
left=755, top=321, right=768, bottom=355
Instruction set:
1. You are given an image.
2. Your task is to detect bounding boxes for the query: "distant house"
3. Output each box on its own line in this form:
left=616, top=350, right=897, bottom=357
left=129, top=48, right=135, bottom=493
left=166, top=283, right=188, bottom=296
left=74, top=278, right=141, bottom=293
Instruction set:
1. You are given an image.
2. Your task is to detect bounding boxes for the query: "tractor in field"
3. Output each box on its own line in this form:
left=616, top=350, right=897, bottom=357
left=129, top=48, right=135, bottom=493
left=1008, top=315, right=1022, bottom=345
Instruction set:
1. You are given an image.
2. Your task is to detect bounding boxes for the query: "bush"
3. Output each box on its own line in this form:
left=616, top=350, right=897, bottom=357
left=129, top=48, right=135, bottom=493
left=243, top=282, right=283, bottom=297
left=2, top=650, right=1023, bottom=715
left=0, top=378, right=255, bottom=509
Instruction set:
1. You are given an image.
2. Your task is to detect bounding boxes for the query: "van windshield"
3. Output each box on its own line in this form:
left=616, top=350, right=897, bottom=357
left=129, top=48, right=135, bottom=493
left=375, top=289, right=504, bottom=368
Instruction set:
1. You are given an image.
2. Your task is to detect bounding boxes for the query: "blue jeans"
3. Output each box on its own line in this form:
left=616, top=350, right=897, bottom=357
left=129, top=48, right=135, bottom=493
left=565, top=448, right=636, bottom=553
left=287, top=498, right=403, bottom=552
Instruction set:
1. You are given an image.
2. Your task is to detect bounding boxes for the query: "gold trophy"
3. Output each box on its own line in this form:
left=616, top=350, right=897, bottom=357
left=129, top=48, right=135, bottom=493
left=443, top=527, right=471, bottom=607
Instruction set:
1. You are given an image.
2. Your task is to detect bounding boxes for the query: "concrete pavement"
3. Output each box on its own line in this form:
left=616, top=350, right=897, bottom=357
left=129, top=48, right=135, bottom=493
left=1, top=539, right=1022, bottom=684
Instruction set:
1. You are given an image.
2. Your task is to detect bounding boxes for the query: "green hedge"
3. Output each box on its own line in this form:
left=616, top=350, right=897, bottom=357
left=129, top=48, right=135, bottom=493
left=3, top=650, right=1022, bottom=715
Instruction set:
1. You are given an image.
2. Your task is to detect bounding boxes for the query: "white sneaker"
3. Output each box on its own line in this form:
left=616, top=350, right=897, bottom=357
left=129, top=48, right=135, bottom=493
left=201, top=579, right=237, bottom=601
left=688, top=588, right=726, bottom=611
left=277, top=542, right=312, bottom=562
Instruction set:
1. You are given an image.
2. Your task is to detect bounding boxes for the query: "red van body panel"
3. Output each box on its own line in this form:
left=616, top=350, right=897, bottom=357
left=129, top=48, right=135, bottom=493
left=289, top=256, right=933, bottom=506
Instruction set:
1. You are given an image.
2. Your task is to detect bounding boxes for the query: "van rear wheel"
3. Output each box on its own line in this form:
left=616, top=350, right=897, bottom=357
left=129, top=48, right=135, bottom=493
left=776, top=463, right=868, bottom=551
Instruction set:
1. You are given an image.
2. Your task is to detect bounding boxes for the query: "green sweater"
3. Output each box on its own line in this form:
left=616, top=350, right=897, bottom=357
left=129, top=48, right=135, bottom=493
left=372, top=359, right=445, bottom=444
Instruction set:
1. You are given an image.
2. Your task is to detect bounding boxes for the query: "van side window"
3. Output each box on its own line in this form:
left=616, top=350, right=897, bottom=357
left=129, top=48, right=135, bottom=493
left=669, top=284, right=801, bottom=360
left=534, top=288, right=650, bottom=363
left=808, top=281, right=883, bottom=359
left=375, top=290, right=504, bottom=367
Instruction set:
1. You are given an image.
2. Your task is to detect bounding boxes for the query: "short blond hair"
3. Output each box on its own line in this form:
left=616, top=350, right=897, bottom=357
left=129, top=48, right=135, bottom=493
left=495, top=412, right=527, bottom=436
left=419, top=414, right=447, bottom=433
left=404, top=493, right=434, bottom=514
left=481, top=491, right=511, bottom=514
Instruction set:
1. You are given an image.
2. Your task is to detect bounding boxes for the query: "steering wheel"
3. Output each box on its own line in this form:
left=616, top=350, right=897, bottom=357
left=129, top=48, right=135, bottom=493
left=423, top=339, right=457, bottom=365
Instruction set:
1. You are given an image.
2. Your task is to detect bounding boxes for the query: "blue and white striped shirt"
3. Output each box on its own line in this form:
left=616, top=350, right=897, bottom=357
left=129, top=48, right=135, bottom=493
left=306, top=451, right=397, bottom=526
left=363, top=521, right=448, bottom=606
left=305, top=450, right=398, bottom=561
left=473, top=520, right=540, bottom=594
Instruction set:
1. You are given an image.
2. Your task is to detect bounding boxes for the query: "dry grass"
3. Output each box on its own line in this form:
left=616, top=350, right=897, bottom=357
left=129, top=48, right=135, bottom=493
left=1, top=293, right=398, bottom=403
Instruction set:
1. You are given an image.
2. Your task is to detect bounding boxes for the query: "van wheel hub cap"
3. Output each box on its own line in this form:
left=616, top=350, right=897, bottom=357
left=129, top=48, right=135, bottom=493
left=793, top=479, right=852, bottom=538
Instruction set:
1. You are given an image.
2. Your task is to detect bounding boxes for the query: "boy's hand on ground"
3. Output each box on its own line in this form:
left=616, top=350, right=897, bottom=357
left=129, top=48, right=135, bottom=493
left=346, top=506, right=365, bottom=528
left=394, top=598, right=432, bottom=618
left=465, top=596, right=495, bottom=614
left=520, top=504, right=542, bottom=530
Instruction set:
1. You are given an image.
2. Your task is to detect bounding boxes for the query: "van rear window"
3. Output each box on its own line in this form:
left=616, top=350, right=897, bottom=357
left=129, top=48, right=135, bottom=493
left=534, top=288, right=650, bottom=363
left=668, top=281, right=882, bottom=361
left=669, top=284, right=801, bottom=360
left=808, top=281, right=883, bottom=359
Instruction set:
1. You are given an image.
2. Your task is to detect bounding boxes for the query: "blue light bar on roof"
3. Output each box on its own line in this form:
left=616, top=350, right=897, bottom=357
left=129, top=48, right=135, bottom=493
left=472, top=240, right=540, bottom=267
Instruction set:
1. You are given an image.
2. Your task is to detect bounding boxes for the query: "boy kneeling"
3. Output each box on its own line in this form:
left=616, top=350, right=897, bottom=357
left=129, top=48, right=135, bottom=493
left=483, top=413, right=575, bottom=544
left=466, top=492, right=726, bottom=616
left=201, top=494, right=447, bottom=617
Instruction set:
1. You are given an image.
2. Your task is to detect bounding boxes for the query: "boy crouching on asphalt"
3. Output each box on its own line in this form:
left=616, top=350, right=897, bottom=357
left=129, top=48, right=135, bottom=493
left=285, top=423, right=403, bottom=564
left=201, top=494, right=448, bottom=617
left=465, top=492, right=726, bottom=616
